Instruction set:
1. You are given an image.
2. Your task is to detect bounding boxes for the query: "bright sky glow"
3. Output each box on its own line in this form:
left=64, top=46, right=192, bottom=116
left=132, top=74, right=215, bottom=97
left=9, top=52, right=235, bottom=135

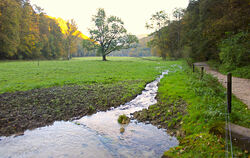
left=30, top=0, right=189, bottom=36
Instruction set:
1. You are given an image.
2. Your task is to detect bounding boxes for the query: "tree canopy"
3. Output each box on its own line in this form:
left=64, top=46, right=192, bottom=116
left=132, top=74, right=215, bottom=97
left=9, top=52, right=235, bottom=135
left=146, top=10, right=170, bottom=60
left=82, top=8, right=138, bottom=61
left=147, top=0, right=249, bottom=71
left=0, top=0, right=83, bottom=60
left=65, top=19, right=80, bottom=60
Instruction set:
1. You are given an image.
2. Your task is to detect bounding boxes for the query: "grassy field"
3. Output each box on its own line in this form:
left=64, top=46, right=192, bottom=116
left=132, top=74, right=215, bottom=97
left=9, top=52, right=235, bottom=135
left=133, top=61, right=249, bottom=157
left=1, top=57, right=249, bottom=157
left=0, top=57, right=181, bottom=136
left=0, top=57, right=173, bottom=94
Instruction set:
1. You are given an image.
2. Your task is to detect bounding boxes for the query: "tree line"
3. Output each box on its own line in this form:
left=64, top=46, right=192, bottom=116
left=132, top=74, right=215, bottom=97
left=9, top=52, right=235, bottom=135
left=0, top=0, right=84, bottom=60
left=110, top=36, right=152, bottom=57
left=147, top=0, right=249, bottom=71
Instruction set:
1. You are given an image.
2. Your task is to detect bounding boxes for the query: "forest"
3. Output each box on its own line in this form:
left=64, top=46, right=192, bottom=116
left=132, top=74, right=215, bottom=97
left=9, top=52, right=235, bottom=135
left=148, top=0, right=249, bottom=77
left=1, top=0, right=249, bottom=65
left=0, top=0, right=88, bottom=60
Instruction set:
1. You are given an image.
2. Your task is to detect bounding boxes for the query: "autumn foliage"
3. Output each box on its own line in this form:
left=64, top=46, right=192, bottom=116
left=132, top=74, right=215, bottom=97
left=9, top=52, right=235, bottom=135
left=0, top=0, right=85, bottom=60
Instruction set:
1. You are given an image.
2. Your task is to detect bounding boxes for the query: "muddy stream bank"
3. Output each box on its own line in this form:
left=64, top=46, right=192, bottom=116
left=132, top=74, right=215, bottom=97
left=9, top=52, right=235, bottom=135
left=0, top=71, right=178, bottom=158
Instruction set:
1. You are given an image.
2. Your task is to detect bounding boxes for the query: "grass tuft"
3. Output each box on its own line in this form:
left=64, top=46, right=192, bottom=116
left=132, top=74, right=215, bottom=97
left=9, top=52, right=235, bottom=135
left=118, top=114, right=130, bottom=124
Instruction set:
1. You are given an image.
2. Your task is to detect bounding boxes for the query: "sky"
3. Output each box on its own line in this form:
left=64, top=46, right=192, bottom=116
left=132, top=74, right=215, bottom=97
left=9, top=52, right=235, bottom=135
left=30, top=0, right=189, bottom=36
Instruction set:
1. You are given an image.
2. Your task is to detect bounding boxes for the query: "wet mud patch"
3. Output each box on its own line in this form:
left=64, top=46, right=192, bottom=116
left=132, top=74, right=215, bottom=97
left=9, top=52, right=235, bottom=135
left=132, top=96, right=187, bottom=137
left=0, top=80, right=144, bottom=136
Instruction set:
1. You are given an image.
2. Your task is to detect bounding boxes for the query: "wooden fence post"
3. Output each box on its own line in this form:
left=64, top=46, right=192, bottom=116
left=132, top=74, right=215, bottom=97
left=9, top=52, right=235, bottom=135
left=201, top=67, right=204, bottom=79
left=227, top=73, right=232, bottom=113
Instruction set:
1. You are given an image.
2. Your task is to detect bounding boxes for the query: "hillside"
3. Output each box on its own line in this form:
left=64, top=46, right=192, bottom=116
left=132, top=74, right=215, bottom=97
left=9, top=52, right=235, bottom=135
left=110, top=35, right=152, bottom=57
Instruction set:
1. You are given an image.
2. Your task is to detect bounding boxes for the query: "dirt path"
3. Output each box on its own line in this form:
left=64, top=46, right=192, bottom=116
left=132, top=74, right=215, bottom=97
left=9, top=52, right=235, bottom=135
left=194, top=62, right=250, bottom=109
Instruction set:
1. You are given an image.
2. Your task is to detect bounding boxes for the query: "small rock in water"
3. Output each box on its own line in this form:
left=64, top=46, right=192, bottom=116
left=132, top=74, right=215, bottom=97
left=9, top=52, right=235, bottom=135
left=122, top=119, right=130, bottom=124
left=120, top=127, right=125, bottom=133
left=145, top=121, right=150, bottom=124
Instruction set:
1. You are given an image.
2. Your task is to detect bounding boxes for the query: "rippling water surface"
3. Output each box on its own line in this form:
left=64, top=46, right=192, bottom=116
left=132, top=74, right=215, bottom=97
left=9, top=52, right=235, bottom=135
left=0, top=71, right=178, bottom=158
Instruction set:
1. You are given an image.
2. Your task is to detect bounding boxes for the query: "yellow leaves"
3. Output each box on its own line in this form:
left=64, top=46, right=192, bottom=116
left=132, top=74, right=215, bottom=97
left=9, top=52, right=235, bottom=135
left=74, top=30, right=89, bottom=40
left=48, top=17, right=67, bottom=34
left=48, top=16, right=89, bottom=40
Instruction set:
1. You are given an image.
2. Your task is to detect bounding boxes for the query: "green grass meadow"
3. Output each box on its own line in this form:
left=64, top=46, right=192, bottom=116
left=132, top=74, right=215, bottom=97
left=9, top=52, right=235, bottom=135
left=0, top=57, right=183, bottom=136
left=0, top=57, right=179, bottom=94
left=1, top=57, right=249, bottom=157
left=161, top=62, right=249, bottom=157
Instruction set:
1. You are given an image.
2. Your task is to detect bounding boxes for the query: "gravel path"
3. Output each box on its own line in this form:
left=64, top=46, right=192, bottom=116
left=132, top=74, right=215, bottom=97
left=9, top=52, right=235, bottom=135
left=194, top=62, right=250, bottom=109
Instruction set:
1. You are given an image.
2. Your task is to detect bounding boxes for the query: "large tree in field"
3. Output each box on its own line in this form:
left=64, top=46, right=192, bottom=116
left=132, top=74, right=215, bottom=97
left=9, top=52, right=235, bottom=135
left=83, top=8, right=138, bottom=61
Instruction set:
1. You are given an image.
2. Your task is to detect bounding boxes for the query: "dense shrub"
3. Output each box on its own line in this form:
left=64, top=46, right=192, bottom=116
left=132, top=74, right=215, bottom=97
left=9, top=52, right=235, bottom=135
left=219, top=31, right=250, bottom=71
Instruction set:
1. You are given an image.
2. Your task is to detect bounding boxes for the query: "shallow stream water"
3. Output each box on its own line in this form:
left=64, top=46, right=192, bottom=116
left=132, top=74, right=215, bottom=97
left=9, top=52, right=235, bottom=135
left=0, top=71, right=178, bottom=158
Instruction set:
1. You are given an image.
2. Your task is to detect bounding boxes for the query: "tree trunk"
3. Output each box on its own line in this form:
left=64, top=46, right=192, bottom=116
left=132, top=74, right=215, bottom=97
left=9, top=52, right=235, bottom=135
left=162, top=54, right=167, bottom=60
left=67, top=40, right=71, bottom=60
left=102, top=55, right=107, bottom=61
left=101, top=45, right=107, bottom=61
left=68, top=48, right=70, bottom=60
left=67, top=50, right=70, bottom=60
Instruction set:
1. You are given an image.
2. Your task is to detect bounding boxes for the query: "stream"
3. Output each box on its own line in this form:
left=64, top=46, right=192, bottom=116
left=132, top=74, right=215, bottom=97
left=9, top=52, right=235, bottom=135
left=0, top=70, right=178, bottom=158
